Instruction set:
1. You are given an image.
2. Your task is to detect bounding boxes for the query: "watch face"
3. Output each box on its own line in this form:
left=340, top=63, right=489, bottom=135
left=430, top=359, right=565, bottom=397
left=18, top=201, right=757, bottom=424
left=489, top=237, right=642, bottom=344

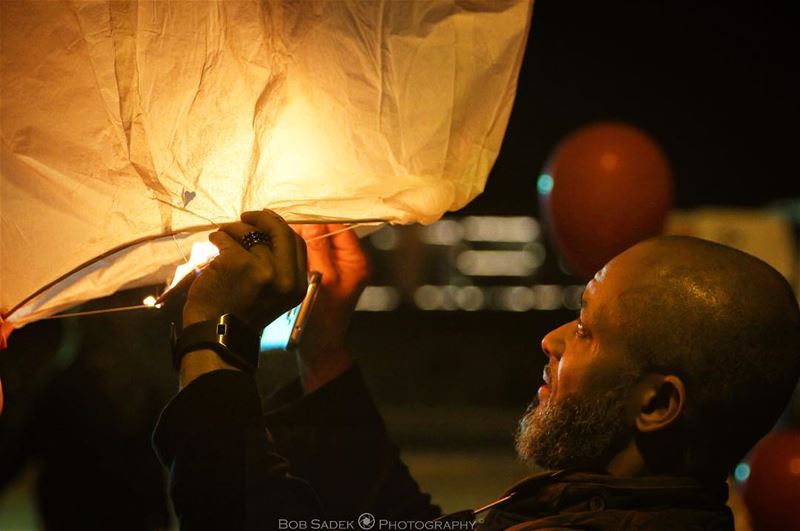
left=172, top=315, right=260, bottom=372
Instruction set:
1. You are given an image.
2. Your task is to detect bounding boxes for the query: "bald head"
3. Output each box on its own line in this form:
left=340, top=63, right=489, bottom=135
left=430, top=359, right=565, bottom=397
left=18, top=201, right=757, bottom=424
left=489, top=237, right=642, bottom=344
left=609, top=236, right=800, bottom=477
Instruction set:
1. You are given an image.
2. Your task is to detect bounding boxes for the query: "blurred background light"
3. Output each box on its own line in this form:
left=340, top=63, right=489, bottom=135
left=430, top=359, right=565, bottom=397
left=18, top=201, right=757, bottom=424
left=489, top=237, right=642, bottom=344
left=356, top=286, right=400, bottom=312
left=456, top=250, right=540, bottom=277
left=414, top=285, right=446, bottom=310
left=734, top=462, right=751, bottom=482
left=462, top=216, right=541, bottom=243
left=370, top=226, right=399, bottom=250
left=537, top=173, right=553, bottom=195
left=561, top=285, right=585, bottom=311
left=420, top=219, right=464, bottom=245
left=532, top=285, right=563, bottom=310
left=497, top=287, right=536, bottom=312
left=455, top=286, right=485, bottom=311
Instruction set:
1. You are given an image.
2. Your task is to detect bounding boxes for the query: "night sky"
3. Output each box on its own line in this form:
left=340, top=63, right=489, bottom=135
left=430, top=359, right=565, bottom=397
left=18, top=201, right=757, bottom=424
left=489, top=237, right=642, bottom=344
left=466, top=0, right=800, bottom=216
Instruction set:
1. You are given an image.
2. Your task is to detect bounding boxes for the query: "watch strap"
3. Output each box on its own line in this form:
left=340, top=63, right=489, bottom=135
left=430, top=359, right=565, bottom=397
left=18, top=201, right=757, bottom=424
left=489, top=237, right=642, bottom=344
left=172, top=314, right=261, bottom=373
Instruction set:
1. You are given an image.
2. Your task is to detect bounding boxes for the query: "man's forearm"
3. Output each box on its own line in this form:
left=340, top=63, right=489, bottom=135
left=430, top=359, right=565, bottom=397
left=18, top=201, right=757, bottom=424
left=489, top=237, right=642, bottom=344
left=264, top=365, right=441, bottom=521
left=179, top=349, right=239, bottom=389
left=154, top=370, right=324, bottom=530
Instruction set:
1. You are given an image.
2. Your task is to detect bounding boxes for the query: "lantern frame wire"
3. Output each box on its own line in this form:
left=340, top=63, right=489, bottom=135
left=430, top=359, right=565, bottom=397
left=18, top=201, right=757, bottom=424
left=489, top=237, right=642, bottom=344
left=6, top=222, right=379, bottom=322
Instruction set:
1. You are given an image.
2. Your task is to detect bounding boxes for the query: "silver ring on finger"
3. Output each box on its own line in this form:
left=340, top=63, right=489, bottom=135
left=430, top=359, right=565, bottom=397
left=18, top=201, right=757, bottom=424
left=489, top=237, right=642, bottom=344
left=241, top=230, right=271, bottom=251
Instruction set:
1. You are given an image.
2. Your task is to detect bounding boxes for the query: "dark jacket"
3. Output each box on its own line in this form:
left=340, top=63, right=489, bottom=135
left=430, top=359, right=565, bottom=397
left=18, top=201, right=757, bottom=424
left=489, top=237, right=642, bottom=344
left=472, top=471, right=733, bottom=530
left=152, top=366, right=734, bottom=530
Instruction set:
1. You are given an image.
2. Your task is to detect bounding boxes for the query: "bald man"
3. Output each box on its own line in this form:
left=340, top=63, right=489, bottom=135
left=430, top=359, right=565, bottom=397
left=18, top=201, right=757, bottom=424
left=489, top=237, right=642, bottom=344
left=517, top=237, right=800, bottom=481
left=153, top=213, right=800, bottom=531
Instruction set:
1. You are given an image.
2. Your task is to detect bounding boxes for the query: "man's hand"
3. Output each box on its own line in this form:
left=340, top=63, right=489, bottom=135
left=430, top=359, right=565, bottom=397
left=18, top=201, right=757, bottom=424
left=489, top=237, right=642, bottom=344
left=184, top=211, right=308, bottom=330
left=180, top=210, right=308, bottom=387
left=1, top=315, right=12, bottom=351
left=1, top=315, right=13, bottom=413
left=293, top=224, right=370, bottom=394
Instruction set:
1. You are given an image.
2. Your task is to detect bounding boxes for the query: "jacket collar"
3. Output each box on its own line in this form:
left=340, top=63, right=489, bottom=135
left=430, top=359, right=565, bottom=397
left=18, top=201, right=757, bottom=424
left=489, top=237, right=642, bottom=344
left=491, top=469, right=729, bottom=516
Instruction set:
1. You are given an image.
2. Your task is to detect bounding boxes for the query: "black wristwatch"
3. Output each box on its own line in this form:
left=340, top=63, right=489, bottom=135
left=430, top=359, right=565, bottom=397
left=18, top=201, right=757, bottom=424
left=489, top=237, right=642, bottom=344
left=171, top=314, right=261, bottom=373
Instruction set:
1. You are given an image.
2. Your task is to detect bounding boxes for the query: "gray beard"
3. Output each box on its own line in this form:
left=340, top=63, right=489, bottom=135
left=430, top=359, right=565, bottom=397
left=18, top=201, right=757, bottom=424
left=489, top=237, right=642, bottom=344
left=515, top=377, right=634, bottom=471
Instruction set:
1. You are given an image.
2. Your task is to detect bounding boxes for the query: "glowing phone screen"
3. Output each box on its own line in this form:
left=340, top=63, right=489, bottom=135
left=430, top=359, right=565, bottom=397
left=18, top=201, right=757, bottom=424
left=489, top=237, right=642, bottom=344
left=260, top=303, right=301, bottom=351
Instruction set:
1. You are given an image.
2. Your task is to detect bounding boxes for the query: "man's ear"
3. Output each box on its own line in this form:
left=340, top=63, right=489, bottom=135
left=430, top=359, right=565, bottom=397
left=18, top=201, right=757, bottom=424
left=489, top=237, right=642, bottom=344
left=635, top=374, right=685, bottom=433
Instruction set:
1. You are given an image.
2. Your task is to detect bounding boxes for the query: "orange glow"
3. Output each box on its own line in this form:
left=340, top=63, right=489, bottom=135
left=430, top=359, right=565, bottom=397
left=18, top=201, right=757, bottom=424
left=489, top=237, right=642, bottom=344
left=600, top=152, right=619, bottom=170
left=790, top=457, right=800, bottom=476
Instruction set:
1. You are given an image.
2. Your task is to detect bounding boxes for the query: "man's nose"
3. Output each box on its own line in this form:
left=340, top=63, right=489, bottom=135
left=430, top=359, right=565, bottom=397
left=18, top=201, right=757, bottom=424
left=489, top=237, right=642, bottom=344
left=541, top=321, right=572, bottom=359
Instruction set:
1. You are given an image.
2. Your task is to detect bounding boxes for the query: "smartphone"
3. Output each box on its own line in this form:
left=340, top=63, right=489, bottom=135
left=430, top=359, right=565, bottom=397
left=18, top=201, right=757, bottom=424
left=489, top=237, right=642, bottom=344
left=260, top=271, right=322, bottom=351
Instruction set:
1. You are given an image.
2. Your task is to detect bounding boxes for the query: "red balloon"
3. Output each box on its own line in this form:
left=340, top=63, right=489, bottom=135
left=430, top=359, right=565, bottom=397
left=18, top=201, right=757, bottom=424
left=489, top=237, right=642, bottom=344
left=539, top=122, right=673, bottom=279
left=742, top=430, right=800, bottom=531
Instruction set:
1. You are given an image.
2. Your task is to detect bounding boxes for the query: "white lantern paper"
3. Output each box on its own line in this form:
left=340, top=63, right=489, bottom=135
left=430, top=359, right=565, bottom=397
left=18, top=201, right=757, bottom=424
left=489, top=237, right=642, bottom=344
left=0, top=0, right=532, bottom=327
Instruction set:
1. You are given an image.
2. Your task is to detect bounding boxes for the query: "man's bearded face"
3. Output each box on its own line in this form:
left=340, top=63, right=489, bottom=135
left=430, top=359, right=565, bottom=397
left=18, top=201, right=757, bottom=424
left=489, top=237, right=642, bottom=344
left=515, top=364, right=636, bottom=470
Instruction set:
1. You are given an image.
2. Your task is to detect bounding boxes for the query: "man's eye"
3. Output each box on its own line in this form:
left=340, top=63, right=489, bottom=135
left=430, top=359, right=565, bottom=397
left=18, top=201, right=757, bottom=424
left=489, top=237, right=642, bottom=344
left=576, top=321, right=589, bottom=338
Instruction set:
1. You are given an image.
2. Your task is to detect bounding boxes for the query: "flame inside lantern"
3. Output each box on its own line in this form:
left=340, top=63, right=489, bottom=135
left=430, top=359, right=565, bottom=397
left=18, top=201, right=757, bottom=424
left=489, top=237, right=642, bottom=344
left=142, top=241, right=220, bottom=307
left=168, top=241, right=220, bottom=291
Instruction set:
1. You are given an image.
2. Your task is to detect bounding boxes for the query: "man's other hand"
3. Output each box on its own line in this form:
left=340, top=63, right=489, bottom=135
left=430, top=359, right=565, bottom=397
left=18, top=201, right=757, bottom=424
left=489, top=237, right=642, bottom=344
left=293, top=224, right=370, bottom=394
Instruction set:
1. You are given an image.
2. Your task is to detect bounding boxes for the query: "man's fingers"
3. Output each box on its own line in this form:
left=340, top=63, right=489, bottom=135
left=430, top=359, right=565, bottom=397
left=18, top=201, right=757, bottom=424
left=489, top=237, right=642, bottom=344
left=217, top=221, right=276, bottom=261
left=292, top=223, right=313, bottom=239
left=297, top=224, right=330, bottom=249
left=327, top=224, right=360, bottom=250
left=208, top=230, right=245, bottom=254
left=240, top=210, right=298, bottom=293
left=294, top=230, right=308, bottom=277
left=293, top=233, right=309, bottom=303
left=327, top=224, right=369, bottom=275
left=296, top=224, right=337, bottom=277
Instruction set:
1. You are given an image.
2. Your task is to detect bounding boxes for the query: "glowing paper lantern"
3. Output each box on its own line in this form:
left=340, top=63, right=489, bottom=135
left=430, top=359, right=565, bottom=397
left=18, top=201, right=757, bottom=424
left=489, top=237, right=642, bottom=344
left=0, top=1, right=532, bottom=328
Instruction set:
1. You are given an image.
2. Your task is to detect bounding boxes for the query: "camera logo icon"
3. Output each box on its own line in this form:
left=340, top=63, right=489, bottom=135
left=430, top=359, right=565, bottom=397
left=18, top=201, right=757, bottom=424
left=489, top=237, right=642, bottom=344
left=357, top=512, right=376, bottom=530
